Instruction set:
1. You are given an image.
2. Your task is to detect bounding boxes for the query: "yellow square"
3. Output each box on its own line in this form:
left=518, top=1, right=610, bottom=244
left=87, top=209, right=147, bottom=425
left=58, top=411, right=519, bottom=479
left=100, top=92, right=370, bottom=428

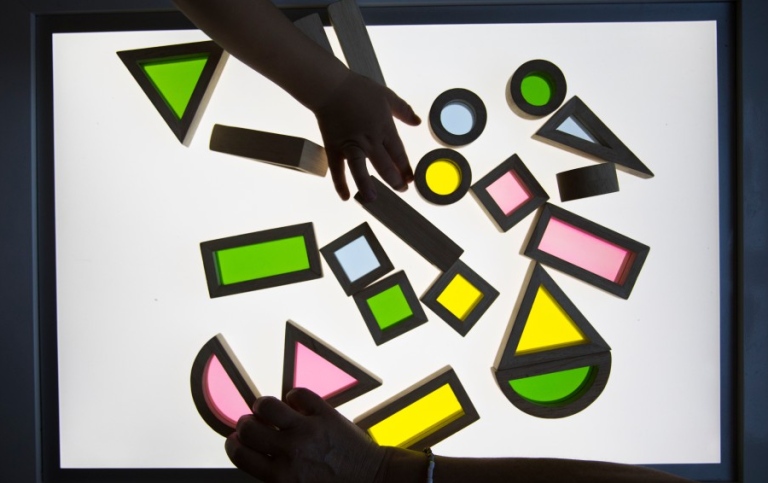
left=436, top=274, right=484, bottom=321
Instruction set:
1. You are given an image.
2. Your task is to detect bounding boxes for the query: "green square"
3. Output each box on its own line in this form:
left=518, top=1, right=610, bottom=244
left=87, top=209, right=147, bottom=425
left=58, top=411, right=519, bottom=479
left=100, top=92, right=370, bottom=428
left=366, top=285, right=414, bottom=330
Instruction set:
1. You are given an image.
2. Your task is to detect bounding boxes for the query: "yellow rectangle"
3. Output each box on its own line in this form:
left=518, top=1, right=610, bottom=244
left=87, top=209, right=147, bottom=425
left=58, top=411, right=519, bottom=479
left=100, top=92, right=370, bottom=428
left=367, top=383, right=465, bottom=448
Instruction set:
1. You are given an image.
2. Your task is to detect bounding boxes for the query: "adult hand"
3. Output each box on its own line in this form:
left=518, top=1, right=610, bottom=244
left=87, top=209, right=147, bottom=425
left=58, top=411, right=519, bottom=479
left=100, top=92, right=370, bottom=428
left=312, top=71, right=421, bottom=201
left=226, top=388, right=387, bottom=483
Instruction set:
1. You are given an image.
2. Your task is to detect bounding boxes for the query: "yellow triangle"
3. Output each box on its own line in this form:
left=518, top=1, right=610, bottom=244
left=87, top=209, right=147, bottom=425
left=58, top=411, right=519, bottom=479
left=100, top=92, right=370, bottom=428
left=515, top=285, right=588, bottom=355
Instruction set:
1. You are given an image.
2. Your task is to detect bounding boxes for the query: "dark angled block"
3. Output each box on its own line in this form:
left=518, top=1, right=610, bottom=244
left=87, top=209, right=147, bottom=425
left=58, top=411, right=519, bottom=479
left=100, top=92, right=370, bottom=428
left=282, top=321, right=381, bottom=407
left=355, top=176, right=464, bottom=271
left=556, top=162, right=619, bottom=202
left=200, top=222, right=323, bottom=298
left=421, top=259, right=499, bottom=337
left=117, top=41, right=226, bottom=144
left=293, top=14, right=334, bottom=54
left=210, top=124, right=328, bottom=177
left=320, top=222, right=394, bottom=296
left=429, top=88, right=487, bottom=146
left=356, top=367, right=479, bottom=450
left=414, top=148, right=472, bottom=206
left=494, top=351, right=612, bottom=419
left=470, top=154, right=548, bottom=232
left=352, top=270, right=427, bottom=346
left=523, top=203, right=649, bottom=299
left=496, top=263, right=610, bottom=371
left=328, top=0, right=386, bottom=86
left=190, top=334, right=261, bottom=437
left=509, top=59, right=567, bottom=117
left=535, top=96, right=654, bottom=177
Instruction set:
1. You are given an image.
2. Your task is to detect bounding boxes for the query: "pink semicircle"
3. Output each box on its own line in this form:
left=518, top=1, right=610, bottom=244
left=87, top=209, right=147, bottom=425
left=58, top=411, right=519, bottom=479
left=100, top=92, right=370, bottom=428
left=203, top=354, right=251, bottom=428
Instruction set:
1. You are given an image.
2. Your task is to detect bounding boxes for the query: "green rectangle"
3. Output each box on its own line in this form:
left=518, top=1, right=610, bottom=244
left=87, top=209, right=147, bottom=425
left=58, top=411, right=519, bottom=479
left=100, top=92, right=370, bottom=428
left=215, top=236, right=310, bottom=285
left=366, top=285, right=413, bottom=330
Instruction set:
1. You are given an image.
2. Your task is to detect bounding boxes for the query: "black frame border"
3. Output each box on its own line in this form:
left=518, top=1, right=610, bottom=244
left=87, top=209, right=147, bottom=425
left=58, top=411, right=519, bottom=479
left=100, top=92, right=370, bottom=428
left=355, top=367, right=480, bottom=450
left=524, top=203, right=650, bottom=299
left=470, top=153, right=549, bottom=232
left=352, top=270, right=428, bottom=346
left=421, top=259, right=499, bottom=337
left=509, top=58, right=567, bottom=117
left=200, top=222, right=323, bottom=298
left=414, top=148, right=473, bottom=205
left=428, top=88, right=488, bottom=146
left=281, top=320, right=382, bottom=407
left=556, top=162, right=620, bottom=202
left=319, top=222, right=394, bottom=296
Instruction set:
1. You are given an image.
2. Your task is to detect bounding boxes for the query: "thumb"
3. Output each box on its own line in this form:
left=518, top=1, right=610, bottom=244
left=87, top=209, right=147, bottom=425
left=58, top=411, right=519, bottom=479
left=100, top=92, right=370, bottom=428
left=285, top=387, right=331, bottom=416
left=387, top=90, right=421, bottom=126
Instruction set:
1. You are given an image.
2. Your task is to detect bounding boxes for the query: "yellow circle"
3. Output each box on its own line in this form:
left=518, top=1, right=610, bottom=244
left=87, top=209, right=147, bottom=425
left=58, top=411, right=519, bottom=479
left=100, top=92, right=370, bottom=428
left=425, top=159, right=462, bottom=195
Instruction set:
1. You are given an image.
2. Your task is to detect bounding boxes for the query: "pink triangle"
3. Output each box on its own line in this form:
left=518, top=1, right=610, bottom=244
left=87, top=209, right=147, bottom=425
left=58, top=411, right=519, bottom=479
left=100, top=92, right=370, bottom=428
left=294, top=342, right=358, bottom=399
left=203, top=354, right=251, bottom=427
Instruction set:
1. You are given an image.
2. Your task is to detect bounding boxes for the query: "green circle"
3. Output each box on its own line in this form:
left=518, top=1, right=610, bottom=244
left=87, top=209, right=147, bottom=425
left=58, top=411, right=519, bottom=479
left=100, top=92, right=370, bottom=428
left=520, top=73, right=553, bottom=107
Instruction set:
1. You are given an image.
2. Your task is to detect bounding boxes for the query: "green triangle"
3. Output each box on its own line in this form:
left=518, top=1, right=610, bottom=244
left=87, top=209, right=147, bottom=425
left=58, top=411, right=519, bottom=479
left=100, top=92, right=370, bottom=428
left=140, top=54, right=210, bottom=120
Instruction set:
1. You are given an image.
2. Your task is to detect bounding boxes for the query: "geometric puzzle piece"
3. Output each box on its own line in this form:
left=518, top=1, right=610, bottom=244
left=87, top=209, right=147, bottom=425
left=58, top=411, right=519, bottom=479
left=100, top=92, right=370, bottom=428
left=497, top=264, right=609, bottom=371
left=190, top=334, right=260, bottom=437
left=356, top=367, right=479, bottom=450
left=535, top=96, right=654, bottom=177
left=414, top=149, right=472, bottom=205
left=524, top=203, right=650, bottom=299
left=200, top=222, right=323, bottom=298
left=509, top=59, right=567, bottom=117
left=118, top=41, right=225, bottom=143
left=282, top=321, right=381, bottom=407
left=328, top=0, right=386, bottom=86
left=556, top=162, right=620, bottom=202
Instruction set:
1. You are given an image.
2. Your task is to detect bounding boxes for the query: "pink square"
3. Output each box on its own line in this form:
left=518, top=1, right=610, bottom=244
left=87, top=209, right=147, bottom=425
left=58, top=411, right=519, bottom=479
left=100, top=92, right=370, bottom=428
left=486, top=171, right=531, bottom=215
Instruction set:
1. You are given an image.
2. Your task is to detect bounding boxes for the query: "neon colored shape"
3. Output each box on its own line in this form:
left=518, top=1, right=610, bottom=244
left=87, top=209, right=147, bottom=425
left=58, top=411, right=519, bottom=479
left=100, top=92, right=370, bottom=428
left=520, top=73, right=553, bottom=106
left=214, top=236, right=310, bottom=285
left=436, top=273, right=484, bottom=321
left=440, top=101, right=474, bottom=135
left=293, top=342, right=358, bottom=399
left=516, top=285, right=588, bottom=355
left=485, top=170, right=532, bottom=216
left=334, top=235, right=381, bottom=283
left=509, top=366, right=593, bottom=404
left=538, top=218, right=631, bottom=282
left=367, top=383, right=465, bottom=448
left=366, top=284, right=414, bottom=330
left=425, top=159, right=462, bottom=195
left=203, top=354, right=251, bottom=427
left=140, top=54, right=209, bottom=120
left=557, top=116, right=600, bottom=144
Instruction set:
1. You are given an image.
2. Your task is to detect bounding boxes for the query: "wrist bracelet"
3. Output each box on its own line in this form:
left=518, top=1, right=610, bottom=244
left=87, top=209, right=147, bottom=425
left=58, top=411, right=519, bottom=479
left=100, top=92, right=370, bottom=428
left=424, top=448, right=435, bottom=483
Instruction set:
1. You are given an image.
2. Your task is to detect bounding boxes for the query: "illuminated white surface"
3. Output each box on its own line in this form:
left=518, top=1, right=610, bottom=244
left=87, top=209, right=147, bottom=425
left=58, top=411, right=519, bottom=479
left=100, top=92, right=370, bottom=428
left=53, top=21, right=721, bottom=468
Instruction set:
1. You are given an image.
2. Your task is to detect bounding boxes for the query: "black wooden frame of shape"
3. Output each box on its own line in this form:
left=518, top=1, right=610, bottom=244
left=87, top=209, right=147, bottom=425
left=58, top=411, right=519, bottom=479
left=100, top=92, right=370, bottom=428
left=320, top=222, right=394, bottom=296
left=556, top=162, right=619, bottom=202
left=117, top=40, right=224, bottom=144
left=535, top=95, right=654, bottom=177
left=497, top=264, right=610, bottom=371
left=200, top=222, right=322, bottom=298
left=470, top=154, right=549, bottom=232
left=428, top=88, right=488, bottom=146
left=414, top=148, right=473, bottom=205
left=327, top=0, right=386, bottom=86
left=421, top=259, right=499, bottom=337
left=281, top=321, right=382, bottom=407
left=524, top=203, right=649, bottom=299
left=190, top=334, right=260, bottom=437
left=509, top=59, right=567, bottom=117
left=494, top=351, right=612, bottom=419
left=352, top=270, right=428, bottom=346
left=355, top=176, right=464, bottom=271
left=209, top=124, right=328, bottom=177
left=355, top=367, right=480, bottom=450
left=20, top=3, right=752, bottom=483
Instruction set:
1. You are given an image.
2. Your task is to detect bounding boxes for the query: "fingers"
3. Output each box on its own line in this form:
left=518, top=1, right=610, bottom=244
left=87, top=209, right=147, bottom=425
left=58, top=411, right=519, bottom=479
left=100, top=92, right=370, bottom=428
left=383, top=133, right=414, bottom=184
left=327, top=147, right=350, bottom=200
left=225, top=433, right=275, bottom=481
left=285, top=387, right=332, bottom=417
left=254, top=396, right=302, bottom=430
left=236, top=415, right=286, bottom=455
left=344, top=144, right=376, bottom=201
left=368, top=144, right=406, bottom=192
left=387, top=90, right=421, bottom=126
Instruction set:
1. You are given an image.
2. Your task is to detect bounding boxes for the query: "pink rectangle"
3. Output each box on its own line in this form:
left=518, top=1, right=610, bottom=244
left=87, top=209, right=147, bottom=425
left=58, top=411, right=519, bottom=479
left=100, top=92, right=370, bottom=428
left=538, top=217, right=632, bottom=282
left=486, top=171, right=531, bottom=215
